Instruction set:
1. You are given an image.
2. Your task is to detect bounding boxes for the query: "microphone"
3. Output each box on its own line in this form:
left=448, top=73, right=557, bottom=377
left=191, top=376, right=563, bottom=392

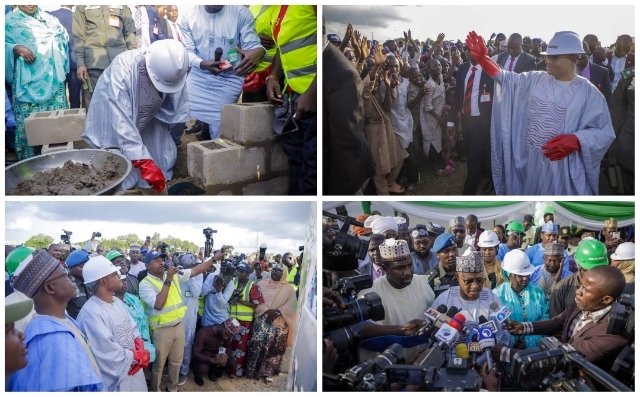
left=449, top=313, right=466, bottom=332
left=214, top=47, right=223, bottom=62
left=455, top=343, right=469, bottom=359
left=164, top=262, right=184, bottom=275
left=434, top=312, right=466, bottom=350
left=477, top=326, right=495, bottom=370
left=480, top=314, right=512, bottom=346
left=489, top=301, right=512, bottom=325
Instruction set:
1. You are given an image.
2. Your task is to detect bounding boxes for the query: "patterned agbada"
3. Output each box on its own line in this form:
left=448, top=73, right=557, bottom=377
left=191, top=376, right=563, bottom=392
left=82, top=48, right=189, bottom=190
left=229, top=282, right=264, bottom=376
left=491, top=70, right=615, bottom=195
left=493, top=282, right=549, bottom=348
left=5, top=6, right=69, bottom=159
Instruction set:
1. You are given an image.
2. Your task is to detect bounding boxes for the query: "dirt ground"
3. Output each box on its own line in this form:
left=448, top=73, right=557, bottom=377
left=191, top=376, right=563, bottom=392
left=165, top=347, right=292, bottom=392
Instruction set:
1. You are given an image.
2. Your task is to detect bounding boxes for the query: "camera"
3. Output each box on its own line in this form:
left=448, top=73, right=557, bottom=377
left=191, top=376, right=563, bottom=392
left=203, top=227, right=217, bottom=238
left=203, top=227, right=217, bottom=257
left=94, top=232, right=102, bottom=238
left=322, top=210, right=370, bottom=272
left=158, top=242, right=168, bottom=254
left=607, top=293, right=634, bottom=341
left=61, top=229, right=72, bottom=245
left=259, top=243, right=267, bottom=261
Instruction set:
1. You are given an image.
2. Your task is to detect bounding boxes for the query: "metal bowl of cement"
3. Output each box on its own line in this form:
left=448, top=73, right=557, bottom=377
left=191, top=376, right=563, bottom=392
left=5, top=148, right=132, bottom=195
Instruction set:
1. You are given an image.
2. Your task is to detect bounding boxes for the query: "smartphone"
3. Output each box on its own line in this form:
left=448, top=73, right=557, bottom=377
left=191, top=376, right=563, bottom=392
left=612, top=232, right=621, bottom=239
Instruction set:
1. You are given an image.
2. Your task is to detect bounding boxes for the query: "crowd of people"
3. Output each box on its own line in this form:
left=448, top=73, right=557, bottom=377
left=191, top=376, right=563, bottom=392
left=322, top=209, right=634, bottom=391
left=323, top=22, right=634, bottom=195
left=5, top=234, right=303, bottom=391
left=5, top=5, right=317, bottom=195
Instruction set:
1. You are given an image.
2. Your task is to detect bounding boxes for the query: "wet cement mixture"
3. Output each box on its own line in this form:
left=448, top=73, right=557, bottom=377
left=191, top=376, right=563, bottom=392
left=10, top=159, right=121, bottom=195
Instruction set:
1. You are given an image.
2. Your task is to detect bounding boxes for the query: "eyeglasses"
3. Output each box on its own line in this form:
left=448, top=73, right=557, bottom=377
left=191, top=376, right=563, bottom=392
left=461, top=277, right=486, bottom=286
left=544, top=55, right=568, bottom=62
left=453, top=229, right=465, bottom=234
left=47, top=267, right=71, bottom=283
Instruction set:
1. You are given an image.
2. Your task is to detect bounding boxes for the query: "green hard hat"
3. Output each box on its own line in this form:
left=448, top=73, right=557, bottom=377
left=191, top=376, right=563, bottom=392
left=105, top=249, right=124, bottom=262
left=574, top=239, right=608, bottom=269
left=6, top=246, right=35, bottom=276
left=506, top=221, right=525, bottom=234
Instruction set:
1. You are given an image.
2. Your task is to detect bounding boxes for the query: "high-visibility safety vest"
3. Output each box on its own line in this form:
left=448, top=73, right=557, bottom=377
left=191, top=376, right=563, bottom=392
left=229, top=278, right=256, bottom=322
left=250, top=5, right=277, bottom=73
left=287, top=266, right=299, bottom=291
left=141, top=275, right=187, bottom=331
left=271, top=5, right=317, bottom=94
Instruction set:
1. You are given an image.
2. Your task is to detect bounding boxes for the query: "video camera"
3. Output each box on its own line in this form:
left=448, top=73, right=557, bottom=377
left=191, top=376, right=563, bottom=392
left=509, top=337, right=631, bottom=391
left=220, top=253, right=246, bottom=279
left=61, top=229, right=72, bottom=245
left=608, top=293, right=634, bottom=341
left=322, top=210, right=370, bottom=271
left=203, top=227, right=217, bottom=257
left=158, top=242, right=168, bottom=254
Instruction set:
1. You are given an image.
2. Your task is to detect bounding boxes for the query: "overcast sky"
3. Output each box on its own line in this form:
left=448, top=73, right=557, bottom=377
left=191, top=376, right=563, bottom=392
left=324, top=5, right=634, bottom=47
left=5, top=202, right=311, bottom=255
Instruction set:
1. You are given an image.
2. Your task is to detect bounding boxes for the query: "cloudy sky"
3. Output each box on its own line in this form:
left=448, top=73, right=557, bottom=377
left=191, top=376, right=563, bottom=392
left=324, top=5, right=634, bottom=47
left=5, top=201, right=312, bottom=255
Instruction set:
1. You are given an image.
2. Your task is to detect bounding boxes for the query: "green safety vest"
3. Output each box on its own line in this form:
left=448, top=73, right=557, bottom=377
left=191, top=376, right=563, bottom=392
left=250, top=5, right=277, bottom=73
left=287, top=266, right=299, bottom=291
left=271, top=5, right=317, bottom=94
left=229, top=278, right=256, bottom=322
left=141, top=274, right=187, bottom=331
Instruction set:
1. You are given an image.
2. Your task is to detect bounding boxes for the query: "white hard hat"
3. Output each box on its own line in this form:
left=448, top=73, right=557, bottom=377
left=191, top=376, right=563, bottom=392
left=145, top=40, right=189, bottom=93
left=540, top=31, right=585, bottom=56
left=477, top=230, right=500, bottom=248
left=83, top=256, right=124, bottom=284
left=502, top=249, right=535, bottom=276
left=611, top=242, right=635, bottom=261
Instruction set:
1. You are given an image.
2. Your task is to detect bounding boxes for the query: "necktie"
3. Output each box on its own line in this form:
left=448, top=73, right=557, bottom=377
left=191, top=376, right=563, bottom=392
left=508, top=57, right=515, bottom=71
left=172, top=22, right=181, bottom=42
left=463, top=66, right=477, bottom=116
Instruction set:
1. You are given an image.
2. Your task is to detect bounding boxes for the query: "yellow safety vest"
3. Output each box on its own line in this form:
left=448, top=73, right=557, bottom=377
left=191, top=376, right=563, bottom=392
left=141, top=274, right=187, bottom=331
left=271, top=5, right=316, bottom=94
left=250, top=5, right=277, bottom=73
left=229, top=279, right=256, bottom=322
left=287, top=266, right=299, bottom=291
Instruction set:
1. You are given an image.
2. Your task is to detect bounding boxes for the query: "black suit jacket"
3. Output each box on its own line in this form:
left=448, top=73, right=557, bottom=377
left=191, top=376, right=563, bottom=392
left=156, top=17, right=171, bottom=40
left=448, top=62, right=495, bottom=128
left=322, top=44, right=375, bottom=194
left=497, top=52, right=537, bottom=73
left=587, top=62, right=612, bottom=102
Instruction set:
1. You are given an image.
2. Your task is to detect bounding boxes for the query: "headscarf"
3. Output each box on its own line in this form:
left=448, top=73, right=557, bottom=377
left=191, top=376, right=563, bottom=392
left=256, top=265, right=297, bottom=345
left=616, top=260, right=635, bottom=283
left=5, top=6, right=69, bottom=102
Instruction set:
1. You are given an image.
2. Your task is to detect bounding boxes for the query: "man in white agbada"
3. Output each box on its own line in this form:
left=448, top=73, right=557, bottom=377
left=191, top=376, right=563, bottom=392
left=82, top=39, right=189, bottom=192
left=76, top=256, right=149, bottom=391
left=465, top=30, right=615, bottom=195
left=178, top=5, right=265, bottom=140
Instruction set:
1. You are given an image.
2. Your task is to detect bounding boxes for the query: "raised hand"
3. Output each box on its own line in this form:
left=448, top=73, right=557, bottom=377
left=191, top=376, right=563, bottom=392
left=360, top=36, right=370, bottom=60
left=374, top=44, right=385, bottom=66
left=344, top=23, right=353, bottom=42
left=436, top=33, right=445, bottom=45
left=465, top=31, right=488, bottom=59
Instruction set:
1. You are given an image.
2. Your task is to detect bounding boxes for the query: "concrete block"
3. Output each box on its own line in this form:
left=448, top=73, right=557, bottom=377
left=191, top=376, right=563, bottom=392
left=220, top=102, right=275, bottom=144
left=41, top=142, right=74, bottom=154
left=242, top=176, right=289, bottom=195
left=25, top=108, right=86, bottom=146
left=270, top=143, right=289, bottom=174
left=187, top=139, right=265, bottom=187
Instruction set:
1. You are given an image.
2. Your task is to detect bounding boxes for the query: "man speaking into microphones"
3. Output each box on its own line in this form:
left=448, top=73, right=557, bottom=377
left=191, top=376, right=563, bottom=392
left=430, top=251, right=503, bottom=325
left=139, top=249, right=224, bottom=391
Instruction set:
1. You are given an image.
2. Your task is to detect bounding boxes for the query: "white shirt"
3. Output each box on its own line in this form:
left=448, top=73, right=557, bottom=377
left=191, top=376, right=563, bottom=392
left=463, top=63, right=483, bottom=117
left=128, top=261, right=146, bottom=278
left=610, top=54, right=627, bottom=92
left=166, top=18, right=182, bottom=42
left=504, top=53, right=521, bottom=71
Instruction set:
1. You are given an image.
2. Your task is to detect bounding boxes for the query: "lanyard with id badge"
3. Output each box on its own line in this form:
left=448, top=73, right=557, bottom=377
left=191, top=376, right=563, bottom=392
left=208, top=18, right=240, bottom=73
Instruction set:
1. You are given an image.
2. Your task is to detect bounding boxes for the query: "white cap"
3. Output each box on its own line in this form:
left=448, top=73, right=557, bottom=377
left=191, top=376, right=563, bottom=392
left=540, top=31, right=585, bottom=56
left=83, top=256, right=122, bottom=284
left=611, top=242, right=634, bottom=261
left=502, top=249, right=535, bottom=276
left=364, top=215, right=405, bottom=235
left=477, top=230, right=500, bottom=248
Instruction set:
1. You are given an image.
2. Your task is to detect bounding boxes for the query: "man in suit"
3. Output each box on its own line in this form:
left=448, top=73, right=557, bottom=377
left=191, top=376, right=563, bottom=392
left=497, top=33, right=537, bottom=73
left=156, top=5, right=181, bottom=42
left=446, top=47, right=495, bottom=195
left=577, top=42, right=612, bottom=102
left=498, top=265, right=628, bottom=372
left=323, top=24, right=375, bottom=194
left=464, top=214, right=485, bottom=250
left=49, top=5, right=82, bottom=108
left=607, top=34, right=634, bottom=92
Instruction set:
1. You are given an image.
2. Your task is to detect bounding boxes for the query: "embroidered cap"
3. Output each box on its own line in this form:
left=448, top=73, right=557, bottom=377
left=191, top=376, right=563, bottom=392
left=449, top=216, right=465, bottom=229
left=544, top=242, right=565, bottom=256
left=12, top=250, right=61, bottom=298
left=379, top=238, right=411, bottom=262
left=455, top=249, right=484, bottom=273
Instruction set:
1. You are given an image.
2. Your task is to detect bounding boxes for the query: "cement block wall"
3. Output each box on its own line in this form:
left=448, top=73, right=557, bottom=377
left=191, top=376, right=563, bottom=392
left=187, top=102, right=289, bottom=195
left=24, top=108, right=86, bottom=146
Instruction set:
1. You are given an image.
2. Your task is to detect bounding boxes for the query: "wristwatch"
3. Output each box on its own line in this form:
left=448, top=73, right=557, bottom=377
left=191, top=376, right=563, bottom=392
left=164, top=280, right=172, bottom=287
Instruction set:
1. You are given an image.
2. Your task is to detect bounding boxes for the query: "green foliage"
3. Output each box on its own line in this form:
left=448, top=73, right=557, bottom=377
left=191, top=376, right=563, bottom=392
left=24, top=234, right=54, bottom=249
left=97, top=233, right=198, bottom=254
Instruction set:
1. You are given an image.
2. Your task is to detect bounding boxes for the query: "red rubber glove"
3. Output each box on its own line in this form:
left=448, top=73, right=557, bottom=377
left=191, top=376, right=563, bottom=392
left=132, top=159, right=165, bottom=192
left=465, top=31, right=500, bottom=78
left=541, top=134, right=581, bottom=161
left=242, top=65, right=273, bottom=93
